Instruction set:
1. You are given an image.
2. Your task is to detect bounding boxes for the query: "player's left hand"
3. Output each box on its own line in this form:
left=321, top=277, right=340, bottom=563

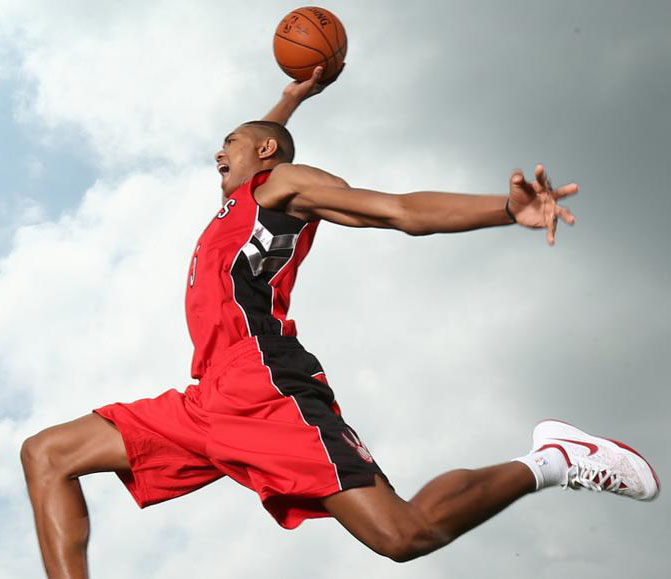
left=507, top=164, right=578, bottom=245
left=282, top=64, right=345, bottom=102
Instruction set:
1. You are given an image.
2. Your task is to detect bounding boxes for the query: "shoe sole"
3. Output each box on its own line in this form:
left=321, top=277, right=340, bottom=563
left=533, top=418, right=660, bottom=501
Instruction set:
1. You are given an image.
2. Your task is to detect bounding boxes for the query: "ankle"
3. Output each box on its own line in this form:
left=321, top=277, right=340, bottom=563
left=513, top=445, right=571, bottom=491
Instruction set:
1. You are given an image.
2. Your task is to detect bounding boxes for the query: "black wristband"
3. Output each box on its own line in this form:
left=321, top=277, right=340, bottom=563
left=505, top=198, right=517, bottom=223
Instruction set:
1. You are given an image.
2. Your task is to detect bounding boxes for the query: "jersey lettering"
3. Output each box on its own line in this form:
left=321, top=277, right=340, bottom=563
left=217, top=198, right=236, bottom=219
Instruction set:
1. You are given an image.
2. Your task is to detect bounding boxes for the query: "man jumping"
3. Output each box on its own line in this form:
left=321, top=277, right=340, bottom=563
left=21, top=67, right=660, bottom=578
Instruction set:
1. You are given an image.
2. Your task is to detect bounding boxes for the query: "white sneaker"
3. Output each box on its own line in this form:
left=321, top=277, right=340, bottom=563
left=532, top=419, right=660, bottom=501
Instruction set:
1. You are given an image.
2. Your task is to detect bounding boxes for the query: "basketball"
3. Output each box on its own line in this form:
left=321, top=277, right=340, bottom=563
left=273, top=6, right=347, bottom=82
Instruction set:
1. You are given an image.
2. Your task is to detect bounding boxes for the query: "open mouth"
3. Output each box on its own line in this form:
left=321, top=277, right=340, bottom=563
left=218, top=163, right=230, bottom=176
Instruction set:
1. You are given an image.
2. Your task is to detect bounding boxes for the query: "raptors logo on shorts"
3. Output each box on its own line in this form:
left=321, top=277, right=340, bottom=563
left=342, top=427, right=374, bottom=464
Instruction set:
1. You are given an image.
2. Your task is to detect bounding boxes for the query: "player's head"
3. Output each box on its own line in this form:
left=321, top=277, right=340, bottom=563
left=215, top=121, right=295, bottom=196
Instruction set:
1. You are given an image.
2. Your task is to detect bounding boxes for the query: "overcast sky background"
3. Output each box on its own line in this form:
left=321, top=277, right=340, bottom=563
left=1, top=1, right=669, bottom=577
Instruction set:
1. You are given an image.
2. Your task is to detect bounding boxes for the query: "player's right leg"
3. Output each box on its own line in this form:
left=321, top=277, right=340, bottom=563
left=323, top=420, right=659, bottom=562
left=20, top=413, right=130, bottom=579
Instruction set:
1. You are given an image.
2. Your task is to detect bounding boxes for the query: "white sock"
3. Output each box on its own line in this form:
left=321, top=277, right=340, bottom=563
left=514, top=446, right=570, bottom=491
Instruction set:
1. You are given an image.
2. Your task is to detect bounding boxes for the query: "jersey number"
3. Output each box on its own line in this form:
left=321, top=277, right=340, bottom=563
left=189, top=244, right=200, bottom=287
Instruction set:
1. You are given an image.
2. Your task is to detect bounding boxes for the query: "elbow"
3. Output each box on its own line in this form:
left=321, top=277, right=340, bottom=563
left=394, top=194, right=430, bottom=236
left=334, top=177, right=350, bottom=189
left=395, top=202, right=430, bottom=236
left=402, top=223, right=431, bottom=236
left=393, top=215, right=430, bottom=236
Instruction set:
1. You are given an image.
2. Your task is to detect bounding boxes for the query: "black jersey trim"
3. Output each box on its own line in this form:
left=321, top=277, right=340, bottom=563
left=232, top=205, right=309, bottom=337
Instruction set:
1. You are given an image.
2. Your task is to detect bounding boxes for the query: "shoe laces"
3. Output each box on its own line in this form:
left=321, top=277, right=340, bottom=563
left=564, top=459, right=625, bottom=493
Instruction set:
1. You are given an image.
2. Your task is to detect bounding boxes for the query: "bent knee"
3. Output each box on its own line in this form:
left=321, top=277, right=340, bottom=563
left=21, top=430, right=65, bottom=478
left=21, top=433, right=44, bottom=469
left=375, top=522, right=445, bottom=563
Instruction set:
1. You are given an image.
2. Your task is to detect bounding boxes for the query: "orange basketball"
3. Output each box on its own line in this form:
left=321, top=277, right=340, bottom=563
left=273, top=6, right=347, bottom=82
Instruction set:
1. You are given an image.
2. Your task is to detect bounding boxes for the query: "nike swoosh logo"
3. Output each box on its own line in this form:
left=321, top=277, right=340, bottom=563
left=551, top=438, right=598, bottom=455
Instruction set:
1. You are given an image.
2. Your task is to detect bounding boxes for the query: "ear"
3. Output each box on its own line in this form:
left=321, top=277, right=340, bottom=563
left=258, top=137, right=279, bottom=160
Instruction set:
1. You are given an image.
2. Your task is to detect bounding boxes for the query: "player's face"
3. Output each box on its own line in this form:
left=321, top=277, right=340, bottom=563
left=214, top=126, right=263, bottom=197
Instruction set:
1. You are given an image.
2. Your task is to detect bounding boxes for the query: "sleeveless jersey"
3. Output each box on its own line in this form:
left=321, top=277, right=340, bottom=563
left=185, top=170, right=319, bottom=379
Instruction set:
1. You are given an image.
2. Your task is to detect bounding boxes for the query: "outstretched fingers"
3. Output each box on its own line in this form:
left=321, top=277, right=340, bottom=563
left=535, top=164, right=578, bottom=243
left=534, top=163, right=580, bottom=200
left=533, top=163, right=553, bottom=194
left=510, top=169, right=535, bottom=198
left=509, top=164, right=579, bottom=244
left=556, top=205, right=576, bottom=225
left=553, top=182, right=580, bottom=200
left=544, top=199, right=576, bottom=245
left=545, top=203, right=558, bottom=246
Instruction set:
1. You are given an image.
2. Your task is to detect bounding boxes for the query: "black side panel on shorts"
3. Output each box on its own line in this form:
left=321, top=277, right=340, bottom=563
left=256, top=336, right=391, bottom=491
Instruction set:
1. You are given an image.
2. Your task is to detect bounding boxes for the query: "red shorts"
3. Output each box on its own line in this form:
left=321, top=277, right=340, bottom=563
left=94, top=336, right=389, bottom=529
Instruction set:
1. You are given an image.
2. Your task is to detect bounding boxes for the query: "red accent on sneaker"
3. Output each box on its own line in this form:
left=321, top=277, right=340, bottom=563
left=537, top=443, right=572, bottom=468
left=538, top=419, right=660, bottom=499
left=551, top=438, right=599, bottom=456
left=607, top=437, right=661, bottom=490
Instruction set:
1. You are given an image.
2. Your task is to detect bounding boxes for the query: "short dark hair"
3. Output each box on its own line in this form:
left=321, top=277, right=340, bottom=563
left=242, top=120, right=295, bottom=163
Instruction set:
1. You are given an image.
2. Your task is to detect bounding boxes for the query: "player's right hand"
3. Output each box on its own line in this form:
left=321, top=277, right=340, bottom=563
left=507, top=164, right=578, bottom=246
left=282, top=64, right=345, bottom=102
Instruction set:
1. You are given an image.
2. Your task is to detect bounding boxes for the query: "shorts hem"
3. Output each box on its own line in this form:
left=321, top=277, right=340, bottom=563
left=92, top=407, right=153, bottom=509
left=262, top=471, right=392, bottom=530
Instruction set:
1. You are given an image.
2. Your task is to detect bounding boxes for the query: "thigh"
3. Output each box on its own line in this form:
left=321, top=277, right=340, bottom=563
left=322, top=474, right=429, bottom=555
left=34, top=413, right=130, bottom=476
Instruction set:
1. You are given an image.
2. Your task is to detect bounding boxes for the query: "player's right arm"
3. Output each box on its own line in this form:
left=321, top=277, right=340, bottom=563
left=255, top=163, right=578, bottom=245
left=262, top=64, right=345, bottom=125
left=262, top=66, right=329, bottom=126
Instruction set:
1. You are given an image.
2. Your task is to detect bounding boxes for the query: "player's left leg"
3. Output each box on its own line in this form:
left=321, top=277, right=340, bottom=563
left=21, top=413, right=130, bottom=578
left=323, top=420, right=659, bottom=562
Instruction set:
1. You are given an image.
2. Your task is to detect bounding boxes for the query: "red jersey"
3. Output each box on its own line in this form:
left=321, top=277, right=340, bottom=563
left=98, top=170, right=390, bottom=529
left=185, top=170, right=319, bottom=379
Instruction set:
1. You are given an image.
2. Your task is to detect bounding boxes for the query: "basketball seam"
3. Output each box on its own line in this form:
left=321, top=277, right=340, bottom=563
left=335, top=43, right=346, bottom=62
left=335, top=22, right=347, bottom=58
left=274, top=33, right=329, bottom=65
left=337, top=38, right=347, bottom=57
left=333, top=17, right=340, bottom=47
left=281, top=64, right=329, bottom=72
left=295, top=10, right=337, bottom=65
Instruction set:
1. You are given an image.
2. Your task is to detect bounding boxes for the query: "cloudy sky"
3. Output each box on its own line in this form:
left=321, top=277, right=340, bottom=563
left=1, top=0, right=669, bottom=577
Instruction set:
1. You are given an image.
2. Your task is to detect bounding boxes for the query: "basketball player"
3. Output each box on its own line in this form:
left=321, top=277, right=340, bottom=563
left=21, top=66, right=660, bottom=578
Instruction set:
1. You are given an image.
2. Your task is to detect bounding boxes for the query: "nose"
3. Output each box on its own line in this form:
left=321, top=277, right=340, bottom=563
left=215, top=149, right=224, bottom=163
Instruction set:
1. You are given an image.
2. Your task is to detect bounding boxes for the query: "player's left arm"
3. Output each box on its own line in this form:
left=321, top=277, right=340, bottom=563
left=262, top=66, right=341, bottom=125
left=256, top=163, right=578, bottom=245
